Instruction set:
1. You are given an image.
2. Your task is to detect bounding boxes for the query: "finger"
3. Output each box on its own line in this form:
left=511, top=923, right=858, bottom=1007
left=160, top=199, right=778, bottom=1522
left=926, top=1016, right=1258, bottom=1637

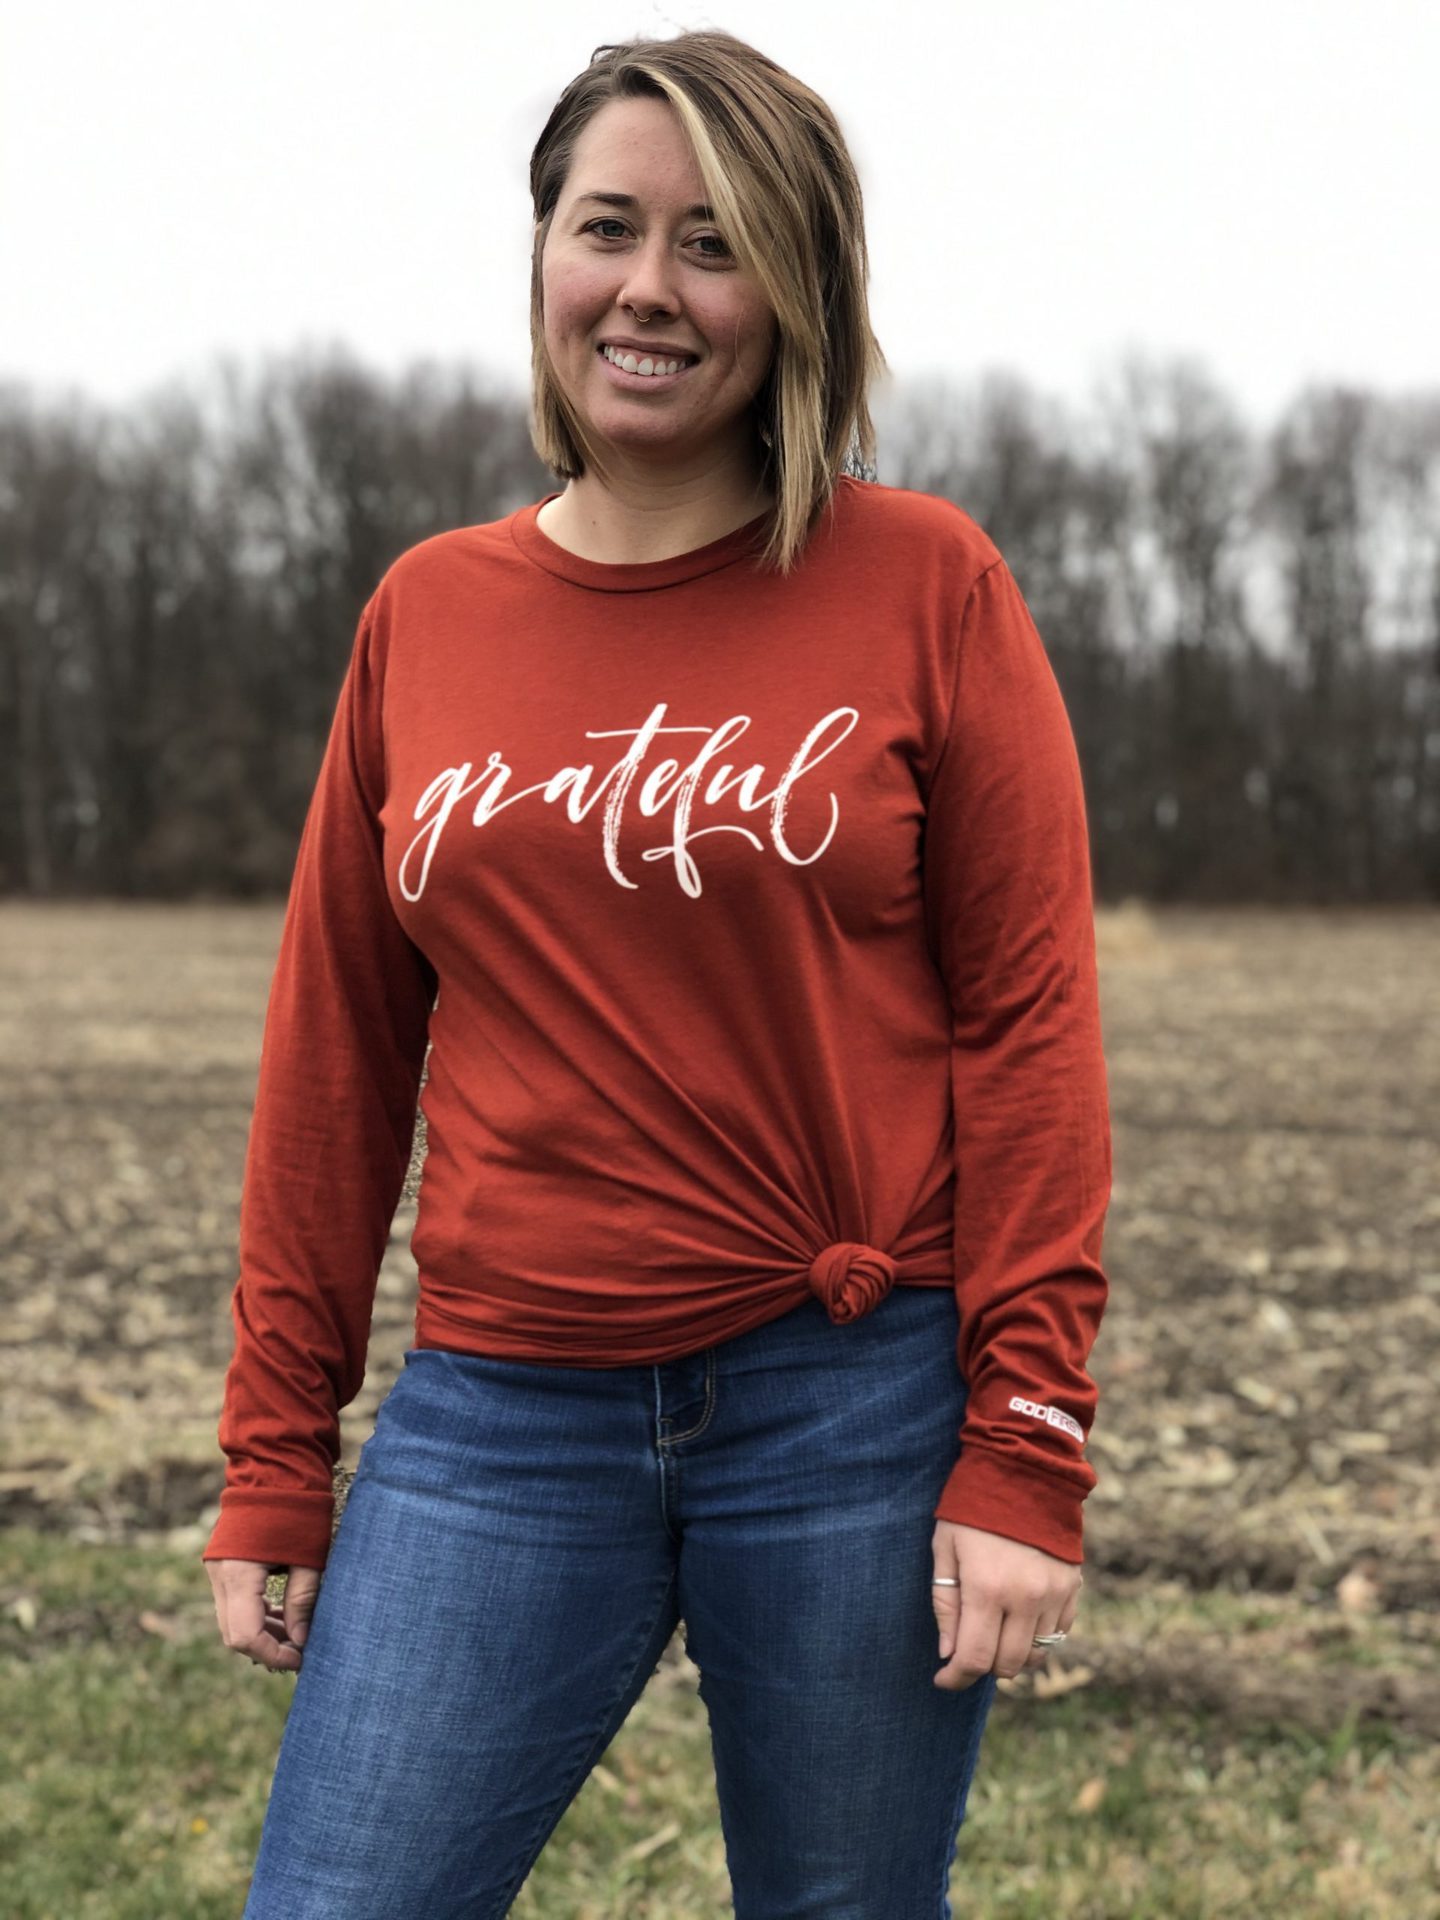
left=933, top=1626, right=999, bottom=1691
left=246, top=1623, right=303, bottom=1673
left=253, top=1600, right=305, bottom=1670
left=205, top=1563, right=230, bottom=1645
left=1022, top=1611, right=1060, bottom=1670
left=931, top=1575, right=962, bottom=1662
left=282, top=1565, right=323, bottom=1650
left=259, top=1604, right=297, bottom=1649
left=1025, top=1589, right=1082, bottom=1670
left=218, top=1564, right=302, bottom=1673
left=933, top=1595, right=1002, bottom=1692
left=994, top=1602, right=1049, bottom=1679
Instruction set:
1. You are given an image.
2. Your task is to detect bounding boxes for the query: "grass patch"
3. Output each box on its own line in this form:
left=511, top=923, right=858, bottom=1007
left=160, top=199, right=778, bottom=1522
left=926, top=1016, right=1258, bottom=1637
left=2, top=1529, right=1436, bottom=1917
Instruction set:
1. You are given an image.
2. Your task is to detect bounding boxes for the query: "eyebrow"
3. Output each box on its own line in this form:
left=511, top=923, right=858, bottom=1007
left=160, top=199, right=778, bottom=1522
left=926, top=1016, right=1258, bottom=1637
left=574, top=191, right=716, bottom=220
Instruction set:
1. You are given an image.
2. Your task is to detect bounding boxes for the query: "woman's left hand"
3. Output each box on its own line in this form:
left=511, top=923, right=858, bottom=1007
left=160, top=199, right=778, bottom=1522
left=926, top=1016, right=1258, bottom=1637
left=929, top=1519, right=1082, bottom=1691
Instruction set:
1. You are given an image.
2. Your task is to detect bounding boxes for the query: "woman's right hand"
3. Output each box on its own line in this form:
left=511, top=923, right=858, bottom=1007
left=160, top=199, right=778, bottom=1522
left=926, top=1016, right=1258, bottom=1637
left=205, top=1559, right=322, bottom=1673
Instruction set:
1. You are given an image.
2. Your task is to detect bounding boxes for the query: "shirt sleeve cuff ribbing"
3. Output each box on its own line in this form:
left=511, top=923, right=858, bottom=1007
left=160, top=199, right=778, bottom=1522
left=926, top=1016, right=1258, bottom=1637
left=933, top=1440, right=1088, bottom=1565
left=200, top=1488, right=338, bottom=1572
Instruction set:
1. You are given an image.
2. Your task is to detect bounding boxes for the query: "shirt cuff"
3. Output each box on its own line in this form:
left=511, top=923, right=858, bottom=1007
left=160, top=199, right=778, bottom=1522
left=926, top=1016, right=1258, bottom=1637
left=200, top=1488, right=338, bottom=1571
left=933, top=1441, right=1089, bottom=1564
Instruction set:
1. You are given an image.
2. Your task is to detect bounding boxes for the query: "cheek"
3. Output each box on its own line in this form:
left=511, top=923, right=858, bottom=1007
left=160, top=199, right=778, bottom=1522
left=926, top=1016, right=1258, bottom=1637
left=729, top=296, right=778, bottom=368
left=738, top=312, right=779, bottom=384
left=542, top=258, right=607, bottom=340
left=695, top=297, right=773, bottom=372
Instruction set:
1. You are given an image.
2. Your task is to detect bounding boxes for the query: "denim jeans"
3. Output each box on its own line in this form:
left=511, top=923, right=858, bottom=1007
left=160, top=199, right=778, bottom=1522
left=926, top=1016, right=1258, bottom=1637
left=241, top=1283, right=999, bottom=1918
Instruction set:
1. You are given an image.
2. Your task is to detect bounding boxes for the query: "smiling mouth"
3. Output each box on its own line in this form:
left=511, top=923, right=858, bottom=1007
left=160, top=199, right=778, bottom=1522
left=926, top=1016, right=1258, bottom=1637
left=596, top=343, right=699, bottom=381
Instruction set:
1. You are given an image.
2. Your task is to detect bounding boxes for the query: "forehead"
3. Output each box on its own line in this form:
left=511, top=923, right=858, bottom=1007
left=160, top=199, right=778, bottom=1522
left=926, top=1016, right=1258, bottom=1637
left=562, top=96, right=707, bottom=204
left=570, top=189, right=715, bottom=221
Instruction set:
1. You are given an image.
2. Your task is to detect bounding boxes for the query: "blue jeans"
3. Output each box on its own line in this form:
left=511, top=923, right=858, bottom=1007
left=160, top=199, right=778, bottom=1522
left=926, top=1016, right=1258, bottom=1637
left=241, top=1284, right=999, bottom=1918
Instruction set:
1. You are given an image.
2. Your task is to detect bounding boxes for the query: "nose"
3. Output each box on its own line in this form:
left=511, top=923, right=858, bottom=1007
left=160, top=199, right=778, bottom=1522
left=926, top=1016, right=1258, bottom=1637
left=614, top=234, right=681, bottom=322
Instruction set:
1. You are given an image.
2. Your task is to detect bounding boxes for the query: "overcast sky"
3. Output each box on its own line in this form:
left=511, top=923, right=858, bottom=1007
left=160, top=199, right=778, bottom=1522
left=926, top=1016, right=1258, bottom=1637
left=2, top=0, right=1434, bottom=439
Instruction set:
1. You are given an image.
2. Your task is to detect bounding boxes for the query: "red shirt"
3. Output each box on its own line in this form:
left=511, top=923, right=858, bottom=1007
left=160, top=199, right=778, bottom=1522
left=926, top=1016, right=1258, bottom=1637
left=202, top=475, right=1113, bottom=1570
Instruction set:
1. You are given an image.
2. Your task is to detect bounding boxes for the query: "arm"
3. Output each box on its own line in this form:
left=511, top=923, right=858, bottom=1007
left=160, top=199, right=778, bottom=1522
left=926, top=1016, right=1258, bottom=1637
left=201, top=590, right=436, bottom=1571
left=922, top=555, right=1113, bottom=1566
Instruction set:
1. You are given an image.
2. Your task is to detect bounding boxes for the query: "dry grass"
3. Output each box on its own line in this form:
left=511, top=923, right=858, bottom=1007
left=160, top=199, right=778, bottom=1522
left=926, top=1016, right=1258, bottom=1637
left=2, top=898, right=1438, bottom=1915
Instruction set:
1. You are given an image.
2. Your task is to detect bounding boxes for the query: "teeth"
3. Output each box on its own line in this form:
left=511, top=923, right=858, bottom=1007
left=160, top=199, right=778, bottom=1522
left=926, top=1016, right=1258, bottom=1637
left=601, top=344, right=693, bottom=377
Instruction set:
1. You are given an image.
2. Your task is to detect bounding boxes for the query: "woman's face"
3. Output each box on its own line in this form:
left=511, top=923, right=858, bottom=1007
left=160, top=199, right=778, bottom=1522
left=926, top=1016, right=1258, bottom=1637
left=540, top=95, right=779, bottom=473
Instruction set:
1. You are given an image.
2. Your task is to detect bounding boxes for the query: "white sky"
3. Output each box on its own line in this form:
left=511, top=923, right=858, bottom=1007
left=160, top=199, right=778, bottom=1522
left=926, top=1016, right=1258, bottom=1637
left=2, top=0, right=1435, bottom=438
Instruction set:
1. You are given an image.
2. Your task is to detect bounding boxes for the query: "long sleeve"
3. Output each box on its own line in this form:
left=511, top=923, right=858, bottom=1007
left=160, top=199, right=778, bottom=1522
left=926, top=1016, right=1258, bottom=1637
left=201, top=592, right=436, bottom=1571
left=923, top=555, right=1113, bottom=1565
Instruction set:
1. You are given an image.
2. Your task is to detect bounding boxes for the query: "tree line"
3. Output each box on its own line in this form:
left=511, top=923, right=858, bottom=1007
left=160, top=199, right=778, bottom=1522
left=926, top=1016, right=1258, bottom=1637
left=1, top=343, right=1436, bottom=901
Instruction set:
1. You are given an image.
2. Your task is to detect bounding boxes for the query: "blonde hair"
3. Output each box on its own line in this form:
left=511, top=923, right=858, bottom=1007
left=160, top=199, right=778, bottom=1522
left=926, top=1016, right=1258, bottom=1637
left=527, top=29, right=889, bottom=576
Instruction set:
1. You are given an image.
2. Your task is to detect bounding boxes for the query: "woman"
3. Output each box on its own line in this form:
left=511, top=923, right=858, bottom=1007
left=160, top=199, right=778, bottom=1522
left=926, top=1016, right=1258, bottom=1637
left=205, top=28, right=1112, bottom=1919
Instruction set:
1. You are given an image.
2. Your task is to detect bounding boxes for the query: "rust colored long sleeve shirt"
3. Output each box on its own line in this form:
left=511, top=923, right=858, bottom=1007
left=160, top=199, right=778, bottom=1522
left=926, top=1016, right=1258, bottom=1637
left=202, top=475, right=1113, bottom=1572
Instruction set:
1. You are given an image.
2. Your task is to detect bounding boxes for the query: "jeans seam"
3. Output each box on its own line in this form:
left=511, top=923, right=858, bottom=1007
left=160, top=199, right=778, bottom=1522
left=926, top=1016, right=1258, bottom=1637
left=484, top=1568, right=680, bottom=1918
left=934, top=1673, right=995, bottom=1915
left=656, top=1349, right=717, bottom=1444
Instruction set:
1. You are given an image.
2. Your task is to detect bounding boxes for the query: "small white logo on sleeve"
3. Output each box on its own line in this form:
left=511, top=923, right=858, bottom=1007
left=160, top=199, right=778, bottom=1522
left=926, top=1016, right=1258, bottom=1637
left=1009, top=1396, right=1084, bottom=1444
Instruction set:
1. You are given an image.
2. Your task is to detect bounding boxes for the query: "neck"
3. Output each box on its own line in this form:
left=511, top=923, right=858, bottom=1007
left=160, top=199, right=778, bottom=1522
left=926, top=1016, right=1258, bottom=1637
left=538, top=467, right=775, bottom=568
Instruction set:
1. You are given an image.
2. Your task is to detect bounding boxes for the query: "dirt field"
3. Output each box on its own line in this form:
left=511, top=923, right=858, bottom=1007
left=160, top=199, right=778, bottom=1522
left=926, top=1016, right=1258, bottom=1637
left=2, top=898, right=1436, bottom=1743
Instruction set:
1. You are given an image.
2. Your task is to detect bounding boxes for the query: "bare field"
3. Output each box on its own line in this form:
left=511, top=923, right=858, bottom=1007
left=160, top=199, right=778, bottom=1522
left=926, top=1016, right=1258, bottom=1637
left=2, top=899, right=1437, bottom=1741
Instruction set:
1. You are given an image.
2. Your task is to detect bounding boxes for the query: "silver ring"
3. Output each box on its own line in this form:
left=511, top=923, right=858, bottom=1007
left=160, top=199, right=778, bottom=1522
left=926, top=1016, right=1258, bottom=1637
left=932, top=1580, right=1069, bottom=1650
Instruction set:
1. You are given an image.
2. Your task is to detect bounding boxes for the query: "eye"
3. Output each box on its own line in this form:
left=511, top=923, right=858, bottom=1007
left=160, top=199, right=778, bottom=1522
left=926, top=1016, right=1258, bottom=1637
left=580, top=218, right=732, bottom=262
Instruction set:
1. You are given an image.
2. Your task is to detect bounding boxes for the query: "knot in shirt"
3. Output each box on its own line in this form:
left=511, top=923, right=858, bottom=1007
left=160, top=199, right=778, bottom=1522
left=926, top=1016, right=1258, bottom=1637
left=806, top=1242, right=899, bottom=1325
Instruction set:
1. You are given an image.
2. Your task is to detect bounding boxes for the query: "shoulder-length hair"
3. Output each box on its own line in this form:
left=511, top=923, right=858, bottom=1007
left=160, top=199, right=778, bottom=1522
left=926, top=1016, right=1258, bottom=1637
left=527, top=29, right=889, bottom=577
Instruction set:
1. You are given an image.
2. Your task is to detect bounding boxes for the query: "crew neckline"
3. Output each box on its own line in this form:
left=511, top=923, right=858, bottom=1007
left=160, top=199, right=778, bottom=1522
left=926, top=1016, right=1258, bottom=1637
left=510, top=490, right=776, bottom=592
